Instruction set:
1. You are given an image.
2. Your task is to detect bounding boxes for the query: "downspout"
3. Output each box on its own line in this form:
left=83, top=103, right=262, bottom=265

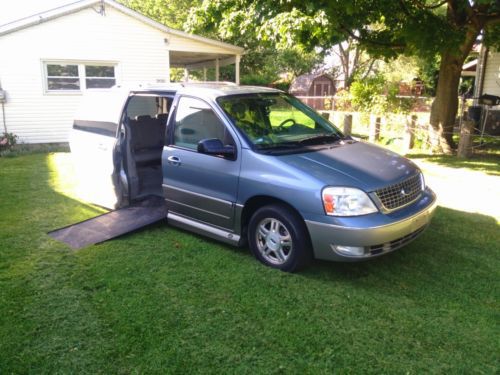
left=1, top=102, right=6, bottom=134
left=474, top=45, right=488, bottom=105
left=0, top=79, right=7, bottom=134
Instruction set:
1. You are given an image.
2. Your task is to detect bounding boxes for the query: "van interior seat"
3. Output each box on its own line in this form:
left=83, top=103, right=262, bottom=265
left=129, top=115, right=165, bottom=164
left=156, top=113, right=169, bottom=124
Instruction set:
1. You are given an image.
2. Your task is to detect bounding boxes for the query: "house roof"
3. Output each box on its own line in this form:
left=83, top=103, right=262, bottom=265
left=289, top=73, right=334, bottom=93
left=0, top=0, right=244, bottom=54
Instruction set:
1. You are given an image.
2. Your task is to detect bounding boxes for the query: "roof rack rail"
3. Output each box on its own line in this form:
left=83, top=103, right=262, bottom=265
left=179, top=81, right=238, bottom=87
left=114, top=82, right=182, bottom=90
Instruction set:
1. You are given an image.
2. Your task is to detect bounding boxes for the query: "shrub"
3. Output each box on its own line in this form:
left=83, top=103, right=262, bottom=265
left=0, top=132, right=18, bottom=153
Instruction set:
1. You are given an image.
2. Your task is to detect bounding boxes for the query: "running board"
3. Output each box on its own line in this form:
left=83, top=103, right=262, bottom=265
left=167, top=212, right=240, bottom=246
left=48, top=196, right=167, bottom=249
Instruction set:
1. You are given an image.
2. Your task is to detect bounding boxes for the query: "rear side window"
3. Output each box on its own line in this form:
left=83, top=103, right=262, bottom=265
left=173, top=97, right=231, bottom=150
left=126, top=96, right=172, bottom=122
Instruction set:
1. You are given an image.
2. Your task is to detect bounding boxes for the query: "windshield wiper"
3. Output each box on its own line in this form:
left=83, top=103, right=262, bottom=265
left=297, top=134, right=342, bottom=145
left=256, top=142, right=301, bottom=150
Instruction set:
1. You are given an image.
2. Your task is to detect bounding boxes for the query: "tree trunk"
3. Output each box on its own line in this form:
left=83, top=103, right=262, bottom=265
left=429, top=16, right=482, bottom=154
left=429, top=51, right=462, bottom=154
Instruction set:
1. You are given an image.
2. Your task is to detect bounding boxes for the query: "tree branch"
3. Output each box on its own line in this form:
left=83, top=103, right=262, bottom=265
left=339, top=25, right=406, bottom=50
left=338, top=42, right=350, bottom=78
left=482, top=13, right=500, bottom=25
left=420, top=0, right=447, bottom=10
left=360, top=59, right=377, bottom=81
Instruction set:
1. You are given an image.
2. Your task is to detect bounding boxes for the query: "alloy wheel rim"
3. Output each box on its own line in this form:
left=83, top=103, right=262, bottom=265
left=256, top=218, right=293, bottom=265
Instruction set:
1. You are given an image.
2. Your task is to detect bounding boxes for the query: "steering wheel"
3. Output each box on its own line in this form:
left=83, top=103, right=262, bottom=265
left=277, top=118, right=296, bottom=131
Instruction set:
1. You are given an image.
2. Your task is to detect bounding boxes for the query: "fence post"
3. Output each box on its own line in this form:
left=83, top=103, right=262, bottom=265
left=343, top=114, right=352, bottom=136
left=457, top=120, right=474, bottom=158
left=319, top=111, right=329, bottom=119
left=369, top=115, right=381, bottom=142
left=403, top=115, right=417, bottom=153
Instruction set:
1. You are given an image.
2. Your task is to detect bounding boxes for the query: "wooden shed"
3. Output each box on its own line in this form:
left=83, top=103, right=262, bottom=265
left=289, top=73, right=336, bottom=110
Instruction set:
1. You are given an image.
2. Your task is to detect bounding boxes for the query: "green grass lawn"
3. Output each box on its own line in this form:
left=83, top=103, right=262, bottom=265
left=0, top=152, right=499, bottom=373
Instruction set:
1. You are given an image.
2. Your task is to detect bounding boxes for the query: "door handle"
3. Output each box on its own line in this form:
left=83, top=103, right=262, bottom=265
left=167, top=155, right=181, bottom=166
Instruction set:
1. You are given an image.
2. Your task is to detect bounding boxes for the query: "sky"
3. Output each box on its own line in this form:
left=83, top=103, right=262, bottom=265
left=0, top=0, right=74, bottom=26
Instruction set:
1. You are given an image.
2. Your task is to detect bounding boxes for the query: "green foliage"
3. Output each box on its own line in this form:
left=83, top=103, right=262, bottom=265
left=332, top=89, right=353, bottom=111
left=415, top=54, right=440, bottom=96
left=351, top=75, right=386, bottom=113
left=118, top=0, right=200, bottom=29
left=483, top=23, right=500, bottom=50
left=271, top=0, right=500, bottom=59
left=185, top=1, right=324, bottom=84
left=350, top=74, right=406, bottom=114
left=240, top=73, right=273, bottom=87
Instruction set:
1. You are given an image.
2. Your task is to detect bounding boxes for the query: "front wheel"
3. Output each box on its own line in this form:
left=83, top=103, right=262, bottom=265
left=248, top=204, right=312, bottom=272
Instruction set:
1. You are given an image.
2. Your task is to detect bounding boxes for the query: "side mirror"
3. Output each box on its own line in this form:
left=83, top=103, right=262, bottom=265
left=197, top=138, right=236, bottom=158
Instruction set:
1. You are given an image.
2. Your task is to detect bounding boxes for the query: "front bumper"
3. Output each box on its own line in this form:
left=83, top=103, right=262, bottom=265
left=305, top=188, right=437, bottom=261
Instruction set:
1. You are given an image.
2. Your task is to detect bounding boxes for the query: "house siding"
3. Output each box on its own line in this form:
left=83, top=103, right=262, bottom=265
left=482, top=50, right=500, bottom=98
left=0, top=6, right=174, bottom=143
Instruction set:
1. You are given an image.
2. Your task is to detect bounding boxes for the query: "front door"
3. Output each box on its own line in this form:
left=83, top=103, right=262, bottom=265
left=162, top=96, right=240, bottom=230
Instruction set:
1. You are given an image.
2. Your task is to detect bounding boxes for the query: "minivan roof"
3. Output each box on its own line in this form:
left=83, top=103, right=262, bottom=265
left=75, top=83, right=283, bottom=123
left=117, top=82, right=282, bottom=99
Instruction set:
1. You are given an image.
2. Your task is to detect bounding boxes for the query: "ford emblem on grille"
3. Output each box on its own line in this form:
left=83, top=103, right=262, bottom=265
left=401, top=188, right=411, bottom=196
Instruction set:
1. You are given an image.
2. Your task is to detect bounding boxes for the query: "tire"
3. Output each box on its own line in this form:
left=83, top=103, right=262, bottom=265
left=248, top=204, right=312, bottom=272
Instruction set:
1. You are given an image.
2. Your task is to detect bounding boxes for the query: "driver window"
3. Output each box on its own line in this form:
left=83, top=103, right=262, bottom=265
left=174, top=97, right=231, bottom=150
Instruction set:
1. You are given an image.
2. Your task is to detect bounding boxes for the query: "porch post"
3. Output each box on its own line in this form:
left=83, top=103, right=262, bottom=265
left=235, top=54, right=240, bottom=84
left=215, top=58, right=220, bottom=82
left=183, top=68, right=189, bottom=82
left=203, top=67, right=207, bottom=81
left=166, top=50, right=171, bottom=82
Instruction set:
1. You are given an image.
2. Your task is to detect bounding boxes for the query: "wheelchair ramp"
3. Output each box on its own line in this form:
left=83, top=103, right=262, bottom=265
left=49, top=196, right=167, bottom=249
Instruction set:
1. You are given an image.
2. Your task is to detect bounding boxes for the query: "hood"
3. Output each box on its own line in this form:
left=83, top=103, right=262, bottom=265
left=280, top=141, right=419, bottom=192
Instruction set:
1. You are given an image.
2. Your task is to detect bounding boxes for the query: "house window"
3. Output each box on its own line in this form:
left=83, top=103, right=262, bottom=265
left=85, top=65, right=116, bottom=88
left=46, top=64, right=80, bottom=91
left=44, top=62, right=116, bottom=92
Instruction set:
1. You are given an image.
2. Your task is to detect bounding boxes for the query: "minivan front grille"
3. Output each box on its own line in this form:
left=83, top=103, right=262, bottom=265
left=375, top=173, right=423, bottom=211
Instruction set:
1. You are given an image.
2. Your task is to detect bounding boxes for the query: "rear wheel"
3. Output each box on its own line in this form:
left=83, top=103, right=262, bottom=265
left=248, top=204, right=311, bottom=272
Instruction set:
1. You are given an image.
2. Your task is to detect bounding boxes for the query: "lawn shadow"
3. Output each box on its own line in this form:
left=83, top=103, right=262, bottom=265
left=300, top=206, right=499, bottom=299
left=408, top=153, right=500, bottom=176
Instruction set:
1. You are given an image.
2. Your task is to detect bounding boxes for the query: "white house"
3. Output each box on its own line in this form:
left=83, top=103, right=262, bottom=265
left=474, top=46, right=500, bottom=100
left=0, top=0, right=244, bottom=143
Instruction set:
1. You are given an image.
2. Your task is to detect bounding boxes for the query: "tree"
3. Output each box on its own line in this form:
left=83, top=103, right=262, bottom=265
left=185, top=1, right=324, bottom=84
left=329, top=38, right=377, bottom=89
left=195, top=0, right=499, bottom=153
left=118, top=0, right=200, bottom=29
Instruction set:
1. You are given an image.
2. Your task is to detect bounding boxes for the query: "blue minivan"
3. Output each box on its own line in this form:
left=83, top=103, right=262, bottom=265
left=70, top=83, right=437, bottom=271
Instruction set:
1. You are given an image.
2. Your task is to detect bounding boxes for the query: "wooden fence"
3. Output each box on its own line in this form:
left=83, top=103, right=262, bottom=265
left=295, top=95, right=432, bottom=112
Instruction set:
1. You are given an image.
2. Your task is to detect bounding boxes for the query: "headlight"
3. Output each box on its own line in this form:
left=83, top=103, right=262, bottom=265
left=322, top=187, right=378, bottom=216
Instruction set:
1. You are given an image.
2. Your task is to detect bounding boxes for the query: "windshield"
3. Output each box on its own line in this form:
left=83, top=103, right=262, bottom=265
left=217, top=93, right=343, bottom=151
